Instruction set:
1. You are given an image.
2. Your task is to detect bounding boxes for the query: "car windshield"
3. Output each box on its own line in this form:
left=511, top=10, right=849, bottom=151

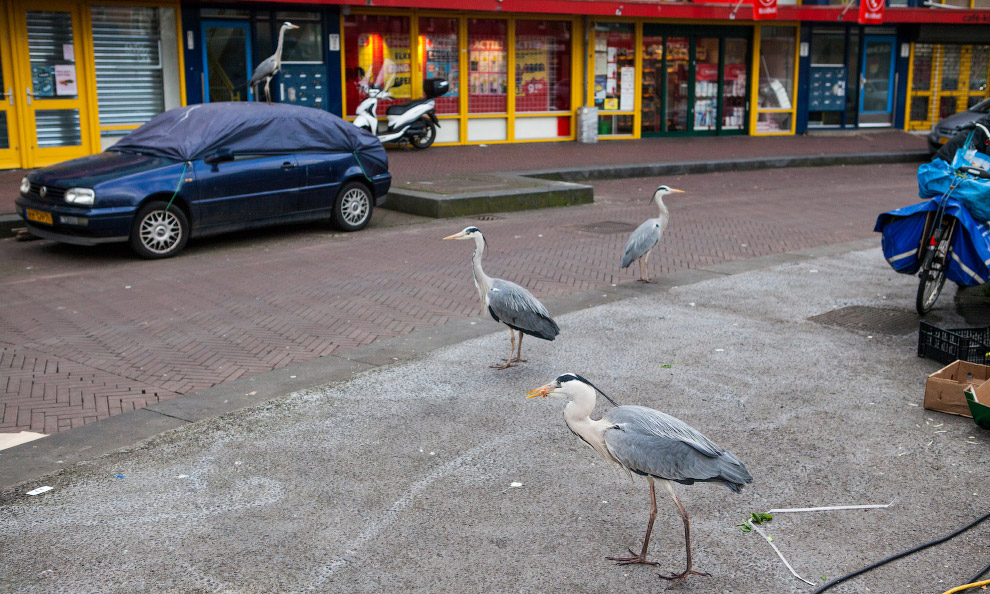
left=973, top=98, right=990, bottom=114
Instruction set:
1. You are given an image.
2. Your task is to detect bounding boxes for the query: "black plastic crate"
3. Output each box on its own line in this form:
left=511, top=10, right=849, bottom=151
left=918, top=321, right=990, bottom=365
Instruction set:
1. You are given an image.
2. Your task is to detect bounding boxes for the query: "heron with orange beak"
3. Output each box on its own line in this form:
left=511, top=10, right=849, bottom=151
left=526, top=373, right=752, bottom=581
left=621, top=185, right=685, bottom=282
left=443, top=226, right=559, bottom=369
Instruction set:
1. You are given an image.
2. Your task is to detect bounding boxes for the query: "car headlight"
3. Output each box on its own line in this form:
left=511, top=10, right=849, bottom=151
left=65, top=187, right=95, bottom=206
left=20, top=177, right=30, bottom=195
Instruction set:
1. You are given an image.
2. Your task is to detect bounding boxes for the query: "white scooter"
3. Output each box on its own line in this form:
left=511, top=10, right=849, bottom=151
left=353, top=65, right=447, bottom=150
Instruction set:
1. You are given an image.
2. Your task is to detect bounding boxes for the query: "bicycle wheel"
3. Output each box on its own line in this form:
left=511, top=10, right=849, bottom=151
left=916, top=253, right=948, bottom=315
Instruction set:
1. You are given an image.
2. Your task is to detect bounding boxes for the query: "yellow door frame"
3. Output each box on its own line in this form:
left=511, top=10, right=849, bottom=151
left=11, top=0, right=94, bottom=168
left=0, top=3, right=23, bottom=169
left=586, top=18, right=641, bottom=139
left=750, top=22, right=800, bottom=136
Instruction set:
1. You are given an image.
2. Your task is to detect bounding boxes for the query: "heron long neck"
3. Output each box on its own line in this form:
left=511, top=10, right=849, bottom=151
left=654, top=193, right=670, bottom=220
left=274, top=26, right=289, bottom=65
left=471, top=234, right=493, bottom=306
left=564, top=387, right=616, bottom=464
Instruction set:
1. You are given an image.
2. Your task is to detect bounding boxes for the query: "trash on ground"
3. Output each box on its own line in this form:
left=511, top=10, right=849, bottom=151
left=26, top=486, right=53, bottom=496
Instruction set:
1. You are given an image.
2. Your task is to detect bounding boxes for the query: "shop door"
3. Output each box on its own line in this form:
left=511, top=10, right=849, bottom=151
left=202, top=21, right=253, bottom=102
left=859, top=35, right=896, bottom=126
left=11, top=2, right=91, bottom=168
left=642, top=26, right=750, bottom=137
left=0, top=9, right=22, bottom=169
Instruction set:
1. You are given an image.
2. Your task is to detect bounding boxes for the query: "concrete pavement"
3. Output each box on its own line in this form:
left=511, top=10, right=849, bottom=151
left=1, top=243, right=987, bottom=593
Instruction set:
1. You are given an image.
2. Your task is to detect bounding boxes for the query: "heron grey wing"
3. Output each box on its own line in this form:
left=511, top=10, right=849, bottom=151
left=487, top=279, right=559, bottom=340
left=620, top=220, right=661, bottom=268
left=249, top=56, right=277, bottom=86
left=604, top=406, right=752, bottom=489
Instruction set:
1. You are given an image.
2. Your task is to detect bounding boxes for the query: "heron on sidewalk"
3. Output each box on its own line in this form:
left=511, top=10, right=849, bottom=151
left=620, top=185, right=684, bottom=282
left=526, top=373, right=752, bottom=581
left=249, top=22, right=300, bottom=104
left=443, top=226, right=559, bottom=369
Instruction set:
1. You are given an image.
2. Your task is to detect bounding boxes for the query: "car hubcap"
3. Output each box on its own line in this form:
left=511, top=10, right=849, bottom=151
left=341, top=189, right=369, bottom=226
left=140, top=210, right=181, bottom=254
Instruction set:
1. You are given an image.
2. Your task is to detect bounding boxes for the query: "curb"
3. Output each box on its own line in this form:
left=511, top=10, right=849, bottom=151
left=520, top=150, right=931, bottom=182
left=0, top=236, right=878, bottom=493
left=382, top=150, right=929, bottom=217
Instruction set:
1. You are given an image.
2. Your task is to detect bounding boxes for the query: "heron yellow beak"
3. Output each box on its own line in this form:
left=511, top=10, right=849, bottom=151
left=442, top=231, right=465, bottom=240
left=525, top=384, right=553, bottom=399
left=670, top=188, right=685, bottom=193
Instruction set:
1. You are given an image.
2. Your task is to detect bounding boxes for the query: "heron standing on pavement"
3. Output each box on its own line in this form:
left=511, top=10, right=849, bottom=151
left=443, top=227, right=559, bottom=369
left=249, top=22, right=300, bottom=104
left=620, top=185, right=684, bottom=282
left=526, top=373, right=752, bottom=581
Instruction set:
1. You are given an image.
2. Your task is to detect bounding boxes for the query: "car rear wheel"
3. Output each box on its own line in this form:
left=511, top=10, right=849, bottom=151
left=130, top=201, right=189, bottom=259
left=332, top=182, right=373, bottom=231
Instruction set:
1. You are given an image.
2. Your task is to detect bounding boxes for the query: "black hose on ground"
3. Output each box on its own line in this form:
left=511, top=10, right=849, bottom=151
left=811, top=511, right=990, bottom=594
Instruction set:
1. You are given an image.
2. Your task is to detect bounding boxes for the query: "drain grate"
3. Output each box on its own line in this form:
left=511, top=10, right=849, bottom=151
left=574, top=221, right=637, bottom=235
left=808, top=305, right=919, bottom=336
left=475, top=214, right=503, bottom=221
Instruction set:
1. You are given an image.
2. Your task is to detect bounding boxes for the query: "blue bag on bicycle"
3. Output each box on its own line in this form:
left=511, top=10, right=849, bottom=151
left=918, top=134, right=990, bottom=222
left=875, top=197, right=990, bottom=287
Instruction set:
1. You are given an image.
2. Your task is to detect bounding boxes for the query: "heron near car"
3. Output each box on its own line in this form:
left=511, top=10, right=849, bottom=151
left=527, top=373, right=752, bottom=581
left=249, top=21, right=300, bottom=104
left=16, top=102, right=391, bottom=259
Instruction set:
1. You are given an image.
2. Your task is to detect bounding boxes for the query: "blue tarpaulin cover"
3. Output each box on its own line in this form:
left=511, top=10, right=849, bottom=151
left=917, top=154, right=990, bottom=222
left=875, top=197, right=990, bottom=286
left=111, top=102, right=386, bottom=168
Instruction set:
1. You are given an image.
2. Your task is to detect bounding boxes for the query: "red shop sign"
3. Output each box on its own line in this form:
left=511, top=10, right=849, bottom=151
left=754, top=0, right=778, bottom=20
left=858, top=0, right=885, bottom=24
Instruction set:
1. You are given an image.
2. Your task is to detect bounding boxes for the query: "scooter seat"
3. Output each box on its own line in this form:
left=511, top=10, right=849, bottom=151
left=386, top=98, right=432, bottom=117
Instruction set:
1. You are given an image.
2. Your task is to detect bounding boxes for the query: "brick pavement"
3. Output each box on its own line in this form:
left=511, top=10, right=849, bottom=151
left=0, top=159, right=921, bottom=435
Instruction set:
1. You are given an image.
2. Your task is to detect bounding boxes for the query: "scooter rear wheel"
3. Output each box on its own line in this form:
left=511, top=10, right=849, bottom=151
left=410, top=118, right=436, bottom=150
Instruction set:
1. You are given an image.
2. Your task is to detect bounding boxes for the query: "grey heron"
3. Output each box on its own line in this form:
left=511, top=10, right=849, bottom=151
left=249, top=22, right=300, bottom=104
left=526, top=373, right=752, bottom=581
left=620, top=185, right=684, bottom=282
left=443, top=226, right=559, bottom=369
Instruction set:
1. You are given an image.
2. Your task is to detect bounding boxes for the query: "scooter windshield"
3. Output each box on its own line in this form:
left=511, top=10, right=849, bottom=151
left=374, top=58, right=398, bottom=92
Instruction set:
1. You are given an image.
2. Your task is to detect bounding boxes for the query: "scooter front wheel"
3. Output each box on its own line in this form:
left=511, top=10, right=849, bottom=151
left=409, top=118, right=436, bottom=150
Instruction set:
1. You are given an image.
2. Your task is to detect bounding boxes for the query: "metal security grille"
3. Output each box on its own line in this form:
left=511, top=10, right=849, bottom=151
left=91, top=6, right=164, bottom=127
left=27, top=11, right=81, bottom=146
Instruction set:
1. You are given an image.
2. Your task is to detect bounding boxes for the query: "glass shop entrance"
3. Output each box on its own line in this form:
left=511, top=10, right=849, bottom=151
left=641, top=24, right=751, bottom=136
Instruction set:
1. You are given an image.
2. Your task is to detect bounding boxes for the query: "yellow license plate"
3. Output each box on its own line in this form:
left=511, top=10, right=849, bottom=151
left=26, top=208, right=53, bottom=225
left=939, top=137, right=950, bottom=144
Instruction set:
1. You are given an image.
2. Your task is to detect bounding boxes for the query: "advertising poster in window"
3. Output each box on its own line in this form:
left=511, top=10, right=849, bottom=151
left=515, top=37, right=548, bottom=111
left=356, top=33, right=411, bottom=99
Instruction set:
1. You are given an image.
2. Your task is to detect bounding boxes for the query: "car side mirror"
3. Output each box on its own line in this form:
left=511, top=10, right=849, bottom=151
left=204, top=148, right=233, bottom=165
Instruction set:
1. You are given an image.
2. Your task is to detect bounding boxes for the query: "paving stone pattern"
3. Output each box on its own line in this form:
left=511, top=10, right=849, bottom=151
left=0, top=161, right=919, bottom=435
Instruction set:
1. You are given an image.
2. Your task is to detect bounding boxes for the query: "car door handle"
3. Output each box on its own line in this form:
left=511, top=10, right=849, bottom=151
left=281, top=162, right=295, bottom=170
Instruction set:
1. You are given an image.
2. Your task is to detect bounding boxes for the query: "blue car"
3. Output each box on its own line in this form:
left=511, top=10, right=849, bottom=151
left=16, top=102, right=391, bottom=259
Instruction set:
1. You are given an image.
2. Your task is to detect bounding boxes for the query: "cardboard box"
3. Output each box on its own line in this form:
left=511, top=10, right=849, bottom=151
left=924, top=360, right=990, bottom=418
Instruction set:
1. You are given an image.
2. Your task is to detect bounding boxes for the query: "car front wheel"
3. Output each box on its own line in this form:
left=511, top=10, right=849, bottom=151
left=332, top=182, right=373, bottom=231
left=129, top=201, right=189, bottom=259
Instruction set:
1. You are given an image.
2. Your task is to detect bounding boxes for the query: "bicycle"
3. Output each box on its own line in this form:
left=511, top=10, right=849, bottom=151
left=916, top=159, right=990, bottom=314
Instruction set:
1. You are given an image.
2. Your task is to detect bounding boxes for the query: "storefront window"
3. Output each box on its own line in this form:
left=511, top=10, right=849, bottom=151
left=515, top=20, right=571, bottom=112
left=277, top=12, right=322, bottom=63
left=468, top=19, right=507, bottom=114
left=593, top=22, right=634, bottom=136
left=723, top=38, right=748, bottom=130
left=343, top=14, right=411, bottom=116
left=419, top=17, right=459, bottom=115
left=756, top=26, right=796, bottom=133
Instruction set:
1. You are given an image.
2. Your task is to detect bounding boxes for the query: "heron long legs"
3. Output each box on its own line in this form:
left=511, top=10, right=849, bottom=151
left=643, top=252, right=651, bottom=283
left=659, top=480, right=709, bottom=581
left=510, top=332, right=527, bottom=363
left=607, top=477, right=660, bottom=566
left=491, top=329, right=517, bottom=370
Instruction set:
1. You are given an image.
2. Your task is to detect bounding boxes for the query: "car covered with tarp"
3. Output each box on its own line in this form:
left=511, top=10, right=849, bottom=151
left=16, top=102, right=391, bottom=258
